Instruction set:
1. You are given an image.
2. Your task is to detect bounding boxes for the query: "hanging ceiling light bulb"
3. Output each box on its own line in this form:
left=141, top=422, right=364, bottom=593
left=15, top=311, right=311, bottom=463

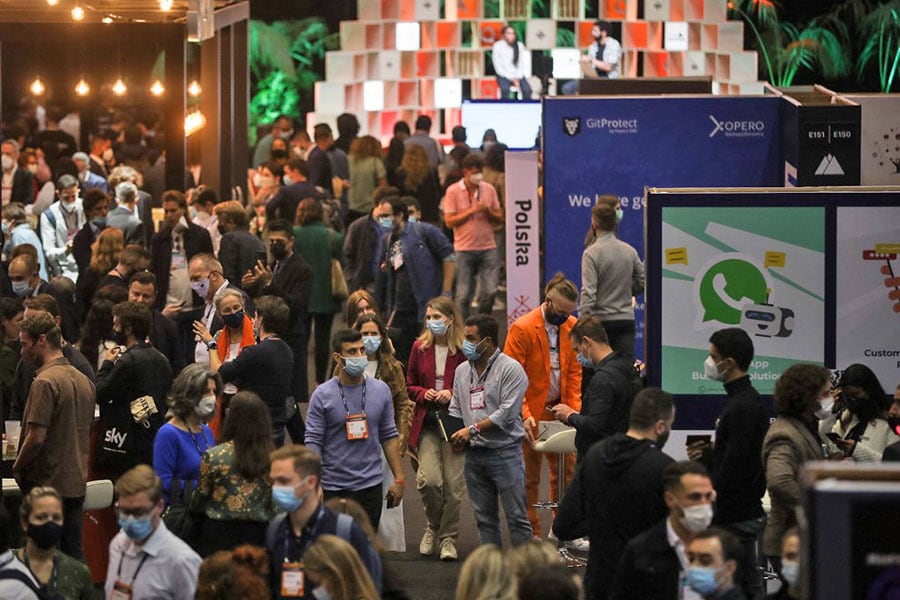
left=75, top=79, right=90, bottom=96
left=150, top=80, right=165, bottom=96
left=112, top=78, right=127, bottom=96
left=187, top=80, right=202, bottom=97
left=47, top=0, right=60, bottom=5
left=30, top=77, right=46, bottom=96
left=159, top=0, right=174, bottom=11
left=71, top=5, right=85, bottom=21
left=102, top=15, right=113, bottom=24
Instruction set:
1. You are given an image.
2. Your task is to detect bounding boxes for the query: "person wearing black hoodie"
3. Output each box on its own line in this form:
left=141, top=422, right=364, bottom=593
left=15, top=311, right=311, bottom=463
left=552, top=314, right=640, bottom=459
left=554, top=388, right=675, bottom=600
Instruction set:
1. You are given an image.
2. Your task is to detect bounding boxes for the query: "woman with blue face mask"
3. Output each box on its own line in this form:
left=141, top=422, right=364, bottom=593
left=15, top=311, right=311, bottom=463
left=404, top=296, right=468, bottom=561
left=350, top=313, right=414, bottom=552
left=152, top=364, right=221, bottom=508
left=302, top=534, right=380, bottom=600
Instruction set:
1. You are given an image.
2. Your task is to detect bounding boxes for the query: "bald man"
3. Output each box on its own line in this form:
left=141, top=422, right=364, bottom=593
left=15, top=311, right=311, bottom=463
left=8, top=255, right=49, bottom=298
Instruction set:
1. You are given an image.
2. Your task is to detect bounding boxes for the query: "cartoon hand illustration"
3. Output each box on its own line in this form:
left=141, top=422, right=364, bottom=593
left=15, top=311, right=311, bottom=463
left=883, top=265, right=900, bottom=313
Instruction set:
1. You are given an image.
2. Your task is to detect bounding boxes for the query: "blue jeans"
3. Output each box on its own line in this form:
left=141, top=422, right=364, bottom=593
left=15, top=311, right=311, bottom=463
left=455, top=248, right=500, bottom=319
left=464, top=444, right=533, bottom=546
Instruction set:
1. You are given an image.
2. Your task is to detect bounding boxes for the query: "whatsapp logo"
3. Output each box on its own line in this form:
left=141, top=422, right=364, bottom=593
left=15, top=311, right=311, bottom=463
left=698, top=256, right=769, bottom=325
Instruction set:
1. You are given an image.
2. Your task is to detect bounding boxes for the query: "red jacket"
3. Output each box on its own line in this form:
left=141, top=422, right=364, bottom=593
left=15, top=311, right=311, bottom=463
left=405, top=338, right=467, bottom=449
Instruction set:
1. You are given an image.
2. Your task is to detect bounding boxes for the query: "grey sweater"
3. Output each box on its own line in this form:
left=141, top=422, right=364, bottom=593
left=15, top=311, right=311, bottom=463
left=580, top=232, right=645, bottom=320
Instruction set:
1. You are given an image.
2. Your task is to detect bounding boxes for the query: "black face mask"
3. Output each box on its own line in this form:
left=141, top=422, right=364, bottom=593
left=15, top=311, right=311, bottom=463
left=270, top=240, right=288, bottom=259
left=110, top=329, right=126, bottom=346
left=217, top=223, right=226, bottom=236
left=28, top=521, right=63, bottom=550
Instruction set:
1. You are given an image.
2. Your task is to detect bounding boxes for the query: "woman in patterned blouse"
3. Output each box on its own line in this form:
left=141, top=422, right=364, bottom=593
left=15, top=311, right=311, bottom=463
left=191, top=391, right=276, bottom=556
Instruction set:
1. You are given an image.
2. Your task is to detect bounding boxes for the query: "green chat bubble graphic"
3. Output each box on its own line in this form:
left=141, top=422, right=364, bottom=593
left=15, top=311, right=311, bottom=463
left=698, top=258, right=769, bottom=325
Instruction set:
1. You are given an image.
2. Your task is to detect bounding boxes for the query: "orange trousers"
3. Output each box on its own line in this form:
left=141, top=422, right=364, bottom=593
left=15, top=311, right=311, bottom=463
left=523, top=432, right=575, bottom=538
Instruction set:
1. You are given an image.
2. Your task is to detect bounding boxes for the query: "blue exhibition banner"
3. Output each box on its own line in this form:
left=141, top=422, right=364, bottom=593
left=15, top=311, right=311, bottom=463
left=542, top=96, right=784, bottom=359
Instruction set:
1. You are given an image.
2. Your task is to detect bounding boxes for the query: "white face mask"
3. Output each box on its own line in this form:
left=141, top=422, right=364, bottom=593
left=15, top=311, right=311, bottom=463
left=195, top=394, right=217, bottom=419
left=469, top=172, right=483, bottom=185
left=2, top=155, right=15, bottom=172
left=679, top=502, right=713, bottom=533
left=815, top=395, right=834, bottom=419
left=703, top=356, right=725, bottom=382
left=102, top=148, right=115, bottom=163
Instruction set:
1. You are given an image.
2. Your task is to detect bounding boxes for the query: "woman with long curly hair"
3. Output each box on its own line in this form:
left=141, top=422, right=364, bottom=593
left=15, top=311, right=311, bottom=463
left=390, top=143, right=441, bottom=224
left=348, top=135, right=388, bottom=225
left=76, top=226, right=124, bottom=316
left=195, top=544, right=270, bottom=599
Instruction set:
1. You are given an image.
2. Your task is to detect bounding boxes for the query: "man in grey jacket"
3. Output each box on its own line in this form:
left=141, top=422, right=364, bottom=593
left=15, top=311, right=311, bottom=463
left=107, top=182, right=145, bottom=246
left=580, top=204, right=644, bottom=360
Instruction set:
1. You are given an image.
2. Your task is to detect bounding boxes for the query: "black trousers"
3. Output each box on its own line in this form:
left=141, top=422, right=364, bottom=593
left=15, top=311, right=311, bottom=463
left=601, top=319, right=636, bottom=361
left=324, top=483, right=384, bottom=529
left=62, top=495, right=85, bottom=559
left=305, top=312, right=335, bottom=385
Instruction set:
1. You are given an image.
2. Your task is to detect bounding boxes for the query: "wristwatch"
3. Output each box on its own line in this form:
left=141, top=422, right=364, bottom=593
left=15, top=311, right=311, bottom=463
left=468, top=423, right=480, bottom=437
left=206, top=340, right=218, bottom=350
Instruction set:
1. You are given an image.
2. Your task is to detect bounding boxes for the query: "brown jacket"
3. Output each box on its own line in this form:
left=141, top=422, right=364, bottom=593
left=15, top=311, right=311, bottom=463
left=762, top=416, right=825, bottom=556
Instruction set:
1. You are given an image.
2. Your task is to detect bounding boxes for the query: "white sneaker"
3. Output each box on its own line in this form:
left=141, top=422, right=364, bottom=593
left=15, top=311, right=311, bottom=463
left=566, top=537, right=590, bottom=553
left=419, top=528, right=436, bottom=556
left=439, top=538, right=458, bottom=561
left=547, top=528, right=559, bottom=542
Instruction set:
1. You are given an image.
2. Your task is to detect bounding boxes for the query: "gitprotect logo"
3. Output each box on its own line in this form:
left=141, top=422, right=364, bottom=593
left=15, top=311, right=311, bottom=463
left=708, top=115, right=766, bottom=138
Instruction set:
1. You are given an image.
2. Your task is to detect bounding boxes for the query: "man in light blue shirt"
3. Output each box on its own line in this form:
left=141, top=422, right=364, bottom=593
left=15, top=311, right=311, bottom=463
left=305, top=328, right=406, bottom=529
left=2, top=202, right=48, bottom=280
left=449, top=314, right=533, bottom=545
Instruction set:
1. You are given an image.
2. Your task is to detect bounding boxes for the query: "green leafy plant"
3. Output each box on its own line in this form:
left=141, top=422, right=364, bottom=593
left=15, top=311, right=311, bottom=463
left=248, top=18, right=338, bottom=142
left=729, top=0, right=851, bottom=86
left=857, top=0, right=900, bottom=92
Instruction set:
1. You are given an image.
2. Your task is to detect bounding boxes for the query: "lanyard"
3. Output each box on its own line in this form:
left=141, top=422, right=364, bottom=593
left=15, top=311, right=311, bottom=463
left=283, top=505, right=325, bottom=562
left=117, top=550, right=150, bottom=585
left=469, top=351, right=500, bottom=387
left=337, top=379, right=366, bottom=416
left=21, top=549, right=58, bottom=595
left=189, top=429, right=209, bottom=457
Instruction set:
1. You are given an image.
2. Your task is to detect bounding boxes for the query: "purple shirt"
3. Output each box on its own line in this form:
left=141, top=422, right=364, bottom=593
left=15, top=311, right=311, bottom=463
left=304, top=376, right=398, bottom=491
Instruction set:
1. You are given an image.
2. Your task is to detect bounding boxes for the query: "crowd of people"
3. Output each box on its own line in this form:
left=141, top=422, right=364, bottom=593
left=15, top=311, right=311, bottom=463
left=1, top=104, right=899, bottom=600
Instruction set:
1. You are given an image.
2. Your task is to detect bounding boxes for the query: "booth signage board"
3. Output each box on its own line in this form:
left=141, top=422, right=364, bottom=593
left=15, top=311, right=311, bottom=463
left=796, top=106, right=861, bottom=186
left=504, top=151, right=541, bottom=328
left=844, top=94, right=900, bottom=186
left=542, top=96, right=783, bottom=359
left=645, top=187, right=900, bottom=429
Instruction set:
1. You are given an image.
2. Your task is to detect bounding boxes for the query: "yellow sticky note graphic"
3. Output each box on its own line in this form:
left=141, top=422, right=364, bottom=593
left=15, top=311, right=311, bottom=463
left=665, top=247, right=688, bottom=265
left=764, top=251, right=786, bottom=268
left=875, top=243, right=900, bottom=254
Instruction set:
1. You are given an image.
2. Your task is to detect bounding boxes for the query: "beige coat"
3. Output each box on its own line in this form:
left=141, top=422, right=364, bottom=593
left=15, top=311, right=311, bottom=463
left=761, top=416, right=825, bottom=556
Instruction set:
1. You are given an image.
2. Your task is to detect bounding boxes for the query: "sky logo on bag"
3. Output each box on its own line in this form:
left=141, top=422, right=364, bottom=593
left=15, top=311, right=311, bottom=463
left=104, top=427, right=128, bottom=448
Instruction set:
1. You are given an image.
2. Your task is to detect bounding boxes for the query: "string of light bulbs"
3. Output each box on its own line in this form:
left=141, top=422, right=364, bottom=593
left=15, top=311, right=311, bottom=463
left=43, top=0, right=176, bottom=22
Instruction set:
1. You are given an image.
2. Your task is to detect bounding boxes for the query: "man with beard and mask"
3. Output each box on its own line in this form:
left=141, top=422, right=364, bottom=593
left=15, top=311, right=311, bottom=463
left=685, top=529, right=747, bottom=600
left=882, top=385, right=900, bottom=462
left=127, top=271, right=185, bottom=373
left=266, top=445, right=382, bottom=600
left=562, top=20, right=623, bottom=95
left=552, top=314, right=639, bottom=460
left=105, top=466, right=201, bottom=600
left=554, top=388, right=675, bottom=600
left=13, top=313, right=94, bottom=559
left=1, top=138, right=34, bottom=206
left=39, top=175, right=85, bottom=283
left=504, top=273, right=581, bottom=539
left=150, top=190, right=213, bottom=322
left=687, top=328, right=768, bottom=600
left=71, top=188, right=110, bottom=276
left=242, top=220, right=312, bottom=437
left=94, top=301, right=172, bottom=479
left=187, top=253, right=253, bottom=367
left=71, top=152, right=109, bottom=194
left=610, top=461, right=716, bottom=600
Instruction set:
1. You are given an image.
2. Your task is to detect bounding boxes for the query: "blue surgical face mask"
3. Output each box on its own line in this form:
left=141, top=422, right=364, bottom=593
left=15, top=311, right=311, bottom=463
left=222, top=310, right=245, bottom=329
left=342, top=355, right=368, bottom=377
left=312, top=586, right=332, bottom=600
left=462, top=339, right=484, bottom=361
left=12, top=280, right=31, bottom=297
left=272, top=483, right=304, bottom=512
left=408, top=215, right=418, bottom=223
left=118, top=514, right=154, bottom=541
left=615, top=208, right=624, bottom=223
left=427, top=319, right=448, bottom=336
left=283, top=174, right=293, bottom=186
left=685, top=566, right=719, bottom=596
left=780, top=560, right=799, bottom=587
left=577, top=351, right=594, bottom=368
left=363, top=335, right=382, bottom=355
left=378, top=216, right=394, bottom=230
left=191, top=277, right=210, bottom=298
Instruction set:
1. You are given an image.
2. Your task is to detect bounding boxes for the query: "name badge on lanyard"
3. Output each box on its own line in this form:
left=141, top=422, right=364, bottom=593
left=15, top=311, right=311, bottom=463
left=469, top=386, right=486, bottom=411
left=110, top=582, right=134, bottom=600
left=549, top=347, right=560, bottom=370
left=346, top=414, right=369, bottom=440
left=280, top=562, right=305, bottom=597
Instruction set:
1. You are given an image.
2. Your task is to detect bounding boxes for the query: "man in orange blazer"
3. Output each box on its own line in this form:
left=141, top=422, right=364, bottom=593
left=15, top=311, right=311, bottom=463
left=504, top=273, right=582, bottom=537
